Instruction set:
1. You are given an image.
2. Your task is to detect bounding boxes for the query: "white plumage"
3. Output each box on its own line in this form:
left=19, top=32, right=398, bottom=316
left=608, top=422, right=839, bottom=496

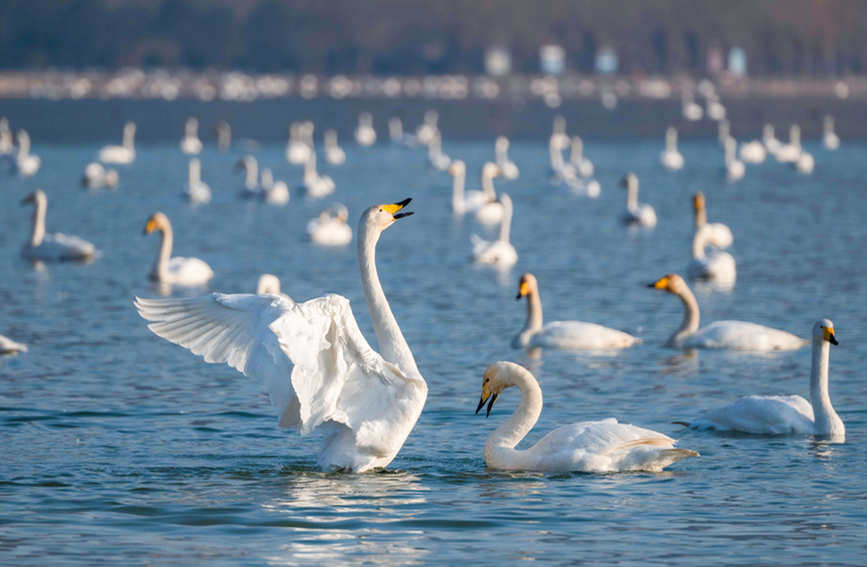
left=180, top=117, right=203, bottom=155
left=182, top=158, right=211, bottom=204
left=307, top=203, right=353, bottom=246
left=143, top=212, right=213, bottom=286
left=355, top=112, right=377, bottom=147
left=13, top=130, right=40, bottom=177
left=692, top=192, right=733, bottom=249
left=687, top=224, right=736, bottom=283
left=620, top=173, right=656, bottom=228
left=98, top=121, right=136, bottom=164
left=471, top=193, right=517, bottom=268
left=0, top=335, right=28, bottom=356
left=21, top=190, right=98, bottom=262
left=660, top=126, right=684, bottom=171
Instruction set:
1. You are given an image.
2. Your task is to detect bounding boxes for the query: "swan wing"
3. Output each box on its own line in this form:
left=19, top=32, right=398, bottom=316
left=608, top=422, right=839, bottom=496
left=691, top=395, right=815, bottom=434
left=29, top=233, right=98, bottom=261
left=686, top=321, right=806, bottom=351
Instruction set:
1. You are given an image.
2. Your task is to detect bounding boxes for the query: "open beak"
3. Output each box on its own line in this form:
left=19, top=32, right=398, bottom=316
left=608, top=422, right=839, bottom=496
left=385, top=198, right=414, bottom=219
left=476, top=392, right=498, bottom=417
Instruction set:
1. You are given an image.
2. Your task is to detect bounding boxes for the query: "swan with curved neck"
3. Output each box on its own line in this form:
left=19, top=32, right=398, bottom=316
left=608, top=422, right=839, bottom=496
left=648, top=274, right=806, bottom=350
left=355, top=112, right=377, bottom=147
left=21, top=190, right=97, bottom=262
left=183, top=158, right=211, bottom=204
left=180, top=117, right=203, bottom=155
left=260, top=168, right=290, bottom=205
left=823, top=115, right=840, bottom=150
left=620, top=173, right=657, bottom=228
left=324, top=129, right=346, bottom=165
left=495, top=136, right=520, bottom=180
left=512, top=273, right=640, bottom=350
left=475, top=162, right=505, bottom=225
left=448, top=160, right=488, bottom=215
left=14, top=130, right=40, bottom=177
left=98, top=121, right=136, bottom=164
left=237, top=155, right=260, bottom=194
left=143, top=212, right=213, bottom=285
left=476, top=361, right=698, bottom=472
left=301, top=152, right=335, bottom=198
left=307, top=203, right=352, bottom=246
left=687, top=224, right=736, bottom=283
left=660, top=126, right=684, bottom=171
left=471, top=193, right=517, bottom=267
left=693, top=192, right=733, bottom=249
left=687, top=320, right=843, bottom=438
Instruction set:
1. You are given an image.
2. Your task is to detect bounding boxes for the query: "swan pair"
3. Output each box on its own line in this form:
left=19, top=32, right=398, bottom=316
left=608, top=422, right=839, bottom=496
left=775, top=125, right=815, bottom=173
left=448, top=161, right=505, bottom=224
left=660, top=126, right=685, bottom=171
left=82, top=162, right=119, bottom=190
left=324, top=129, right=346, bottom=165
left=620, top=173, right=656, bottom=228
left=180, top=118, right=202, bottom=155
left=471, top=194, right=517, bottom=267
left=307, top=203, right=353, bottom=246
left=136, top=199, right=427, bottom=472
left=286, top=122, right=313, bottom=164
left=183, top=159, right=211, bottom=204
left=549, top=137, right=600, bottom=197
left=21, top=190, right=98, bottom=262
left=236, top=156, right=290, bottom=205
left=494, top=137, right=519, bottom=180
left=355, top=112, right=377, bottom=147
left=143, top=212, right=213, bottom=286
left=13, top=130, right=40, bottom=177
left=98, top=121, right=136, bottom=164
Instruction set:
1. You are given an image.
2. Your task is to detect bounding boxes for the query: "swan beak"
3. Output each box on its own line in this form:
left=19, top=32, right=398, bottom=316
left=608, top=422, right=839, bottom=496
left=384, top=198, right=414, bottom=219
left=649, top=277, right=670, bottom=290
left=516, top=281, right=530, bottom=300
left=476, top=391, right=498, bottom=417
left=824, top=326, right=839, bottom=345
left=143, top=219, right=156, bottom=235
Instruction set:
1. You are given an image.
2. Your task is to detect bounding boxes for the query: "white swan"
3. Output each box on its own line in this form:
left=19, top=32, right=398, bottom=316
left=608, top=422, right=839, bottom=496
left=686, top=320, right=843, bottom=437
left=723, top=137, right=745, bottom=182
left=428, top=130, right=451, bottom=171
left=0, top=117, right=13, bottom=156
left=259, top=168, right=290, bottom=205
left=324, top=129, right=346, bottom=166
left=569, top=136, right=594, bottom=177
left=775, top=124, right=802, bottom=163
left=687, top=224, right=736, bottom=283
left=660, top=126, right=685, bottom=171
left=300, top=152, right=335, bottom=199
left=763, top=124, right=782, bottom=155
left=693, top=192, right=733, bottom=249
left=471, top=193, right=517, bottom=267
left=495, top=136, right=520, bottom=180
left=0, top=335, right=28, bottom=356
left=550, top=115, right=570, bottom=151
left=448, top=160, right=486, bottom=215
left=474, top=163, right=505, bottom=225
left=21, top=190, right=98, bottom=262
left=706, top=94, right=726, bottom=121
left=183, top=158, right=211, bottom=204
left=620, top=173, right=657, bottom=228
left=256, top=274, right=293, bottom=302
left=215, top=120, right=231, bottom=151
left=648, top=274, right=806, bottom=350
left=388, top=116, right=405, bottom=143
left=355, top=112, right=377, bottom=147
left=98, top=121, right=136, bottom=164
left=682, top=91, right=703, bottom=121
left=823, top=115, right=840, bottom=150
left=794, top=149, right=815, bottom=174
left=236, top=155, right=261, bottom=197
left=307, top=203, right=353, bottom=246
left=415, top=110, right=439, bottom=146
left=476, top=361, right=697, bottom=472
left=143, top=212, right=214, bottom=285
left=81, top=162, right=119, bottom=190
left=717, top=119, right=730, bottom=146
left=548, top=138, right=600, bottom=197
left=739, top=139, right=767, bottom=164
left=13, top=130, right=40, bottom=177
left=286, top=122, right=313, bottom=164
left=512, top=273, right=641, bottom=350
left=180, top=117, right=203, bottom=155
left=135, top=199, right=427, bottom=472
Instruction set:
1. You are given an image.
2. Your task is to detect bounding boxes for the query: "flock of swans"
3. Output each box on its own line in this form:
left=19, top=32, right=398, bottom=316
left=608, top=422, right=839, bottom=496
left=1, top=104, right=847, bottom=475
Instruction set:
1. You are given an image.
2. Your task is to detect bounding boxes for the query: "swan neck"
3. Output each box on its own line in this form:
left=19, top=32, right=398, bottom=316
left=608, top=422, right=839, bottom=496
left=498, top=199, right=512, bottom=243
left=523, top=289, right=544, bottom=335
left=152, top=224, right=173, bottom=280
left=669, top=285, right=700, bottom=347
left=485, top=368, right=543, bottom=468
left=695, top=206, right=707, bottom=228
left=29, top=197, right=46, bottom=246
left=189, top=161, right=200, bottom=185
left=810, top=340, right=842, bottom=436
left=549, top=142, right=564, bottom=169
left=451, top=170, right=465, bottom=211
left=357, top=224, right=419, bottom=376
left=626, top=180, right=639, bottom=209
left=692, top=228, right=710, bottom=259
left=246, top=160, right=258, bottom=187
left=18, top=136, right=30, bottom=157
left=123, top=127, right=135, bottom=150
left=481, top=171, right=496, bottom=199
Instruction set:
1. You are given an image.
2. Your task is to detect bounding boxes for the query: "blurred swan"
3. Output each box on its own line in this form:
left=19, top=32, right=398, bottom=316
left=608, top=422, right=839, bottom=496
left=0, top=335, right=28, bottom=356
left=660, top=126, right=684, bottom=171
left=693, top=192, right=733, bottom=249
left=300, top=152, right=335, bottom=199
left=286, top=122, right=313, bottom=164
left=763, top=124, right=782, bottom=155
left=21, top=190, right=98, bottom=262
left=775, top=124, right=802, bottom=163
left=682, top=91, right=703, bottom=121
left=214, top=120, right=231, bottom=151
left=13, top=130, right=40, bottom=177
left=355, top=112, right=376, bottom=147
left=717, top=119, right=730, bottom=146
left=256, top=274, right=293, bottom=302
left=182, top=158, right=211, bottom=204
left=823, top=115, right=840, bottom=150
left=388, top=116, right=405, bottom=143
left=81, top=162, right=119, bottom=190
left=706, top=94, right=726, bottom=121
left=550, top=115, right=570, bottom=151
left=236, top=155, right=261, bottom=197
left=324, top=129, right=346, bottom=165
left=143, top=212, right=213, bottom=285
left=648, top=274, right=805, bottom=350
left=260, top=168, right=290, bottom=205
left=135, top=199, right=426, bottom=472
left=512, top=273, right=641, bottom=350
left=307, top=203, right=352, bottom=246
left=0, top=118, right=13, bottom=156
left=495, top=136, right=520, bottom=180
left=621, top=173, right=657, bottom=228
left=569, top=136, right=594, bottom=177
left=98, top=121, right=136, bottom=164
left=723, top=137, right=745, bottom=182
left=415, top=110, right=439, bottom=146
left=476, top=361, right=697, bottom=472
left=549, top=138, right=600, bottom=197
left=428, top=130, right=451, bottom=171
left=794, top=148, right=815, bottom=174
left=475, top=162, right=505, bottom=225
left=180, top=118, right=203, bottom=155
left=687, top=224, right=736, bottom=283
left=471, top=193, right=517, bottom=267
left=739, top=139, right=767, bottom=164
left=685, top=320, right=843, bottom=437
left=448, top=160, right=487, bottom=215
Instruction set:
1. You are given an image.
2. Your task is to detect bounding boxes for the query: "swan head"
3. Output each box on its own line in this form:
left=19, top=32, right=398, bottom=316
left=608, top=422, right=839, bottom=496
left=620, top=173, right=638, bottom=189
left=256, top=274, right=282, bottom=295
left=360, top=198, right=413, bottom=233
left=124, top=121, right=136, bottom=134
left=648, top=273, right=688, bottom=294
left=813, top=319, right=838, bottom=346
left=496, top=136, right=509, bottom=150
left=477, top=361, right=526, bottom=417
left=515, top=272, right=538, bottom=300
left=21, top=189, right=46, bottom=207
left=143, top=212, right=170, bottom=235
left=482, top=162, right=502, bottom=179
left=693, top=192, right=705, bottom=212
left=448, top=160, right=466, bottom=176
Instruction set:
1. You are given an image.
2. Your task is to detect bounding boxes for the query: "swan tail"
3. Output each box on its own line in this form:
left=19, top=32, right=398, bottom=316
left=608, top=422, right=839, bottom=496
left=671, top=421, right=691, bottom=427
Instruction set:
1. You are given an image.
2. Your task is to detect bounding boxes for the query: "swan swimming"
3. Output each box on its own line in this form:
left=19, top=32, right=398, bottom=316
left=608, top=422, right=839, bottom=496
left=256, top=274, right=293, bottom=302
left=81, top=162, right=119, bottom=190
left=286, top=122, right=313, bottom=164
left=21, top=190, right=98, bottom=262
left=512, top=273, right=640, bottom=350
left=763, top=124, right=782, bottom=156
left=685, top=320, right=843, bottom=438
left=660, top=126, right=685, bottom=171
left=692, top=192, right=733, bottom=249
left=687, top=224, right=736, bottom=283
left=474, top=163, right=505, bottom=225
left=324, top=129, right=346, bottom=166
left=823, top=115, right=840, bottom=150
left=621, top=173, right=657, bottom=228
left=0, top=117, right=13, bottom=156
left=428, top=130, right=451, bottom=171
left=237, top=155, right=261, bottom=198
left=569, top=136, right=594, bottom=177
left=550, top=115, right=570, bottom=151
left=355, top=112, right=377, bottom=147
left=98, top=121, right=136, bottom=164
left=182, top=158, right=211, bottom=204
left=0, top=335, right=28, bottom=356
left=648, top=274, right=806, bottom=350
left=259, top=168, right=290, bottom=205
left=135, top=199, right=427, bottom=472
left=415, top=110, right=439, bottom=146
left=495, top=136, right=520, bottom=180
left=470, top=193, right=518, bottom=268
left=300, top=152, right=336, bottom=199
left=723, top=137, right=745, bottom=182
left=180, top=117, right=203, bottom=155
left=13, top=130, right=40, bottom=177
left=448, top=160, right=487, bottom=215
left=682, top=91, right=703, bottom=121
left=143, top=212, right=214, bottom=286
left=307, top=203, right=353, bottom=246
left=476, top=361, right=698, bottom=472
left=739, top=139, right=767, bottom=164
left=214, top=120, right=231, bottom=151
left=775, top=124, right=802, bottom=163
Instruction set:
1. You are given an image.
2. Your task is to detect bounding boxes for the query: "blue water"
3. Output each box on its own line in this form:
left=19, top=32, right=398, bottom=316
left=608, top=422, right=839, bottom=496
left=1, top=136, right=866, bottom=566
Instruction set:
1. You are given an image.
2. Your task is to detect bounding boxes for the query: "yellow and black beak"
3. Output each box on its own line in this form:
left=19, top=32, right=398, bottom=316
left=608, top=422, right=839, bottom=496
left=516, top=281, right=530, bottom=300
left=823, top=326, right=839, bottom=346
left=383, top=198, right=414, bottom=219
left=647, top=276, right=670, bottom=290
left=143, top=219, right=155, bottom=236
left=476, top=387, right=498, bottom=418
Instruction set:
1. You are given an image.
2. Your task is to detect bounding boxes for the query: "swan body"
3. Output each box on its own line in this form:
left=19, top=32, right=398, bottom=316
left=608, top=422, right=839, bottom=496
left=13, top=130, right=40, bottom=177
left=495, top=137, right=520, bottom=180
left=415, top=110, right=439, bottom=146
left=471, top=193, right=517, bottom=267
left=180, top=118, right=203, bottom=155
left=682, top=92, right=703, bottom=121
left=706, top=96, right=726, bottom=121
left=569, top=136, right=594, bottom=177
left=687, top=224, right=736, bottom=283
left=739, top=139, right=767, bottom=164
left=286, top=122, right=313, bottom=164
left=428, top=131, right=451, bottom=171
left=476, top=362, right=698, bottom=472
left=693, top=192, right=733, bottom=249
left=307, top=203, right=353, bottom=246
left=324, top=129, right=346, bottom=166
left=775, top=125, right=802, bottom=163
left=98, top=121, right=136, bottom=164
left=183, top=158, right=211, bottom=204
left=82, top=162, right=119, bottom=190
left=300, top=153, right=335, bottom=199
left=687, top=320, right=843, bottom=437
left=21, top=190, right=98, bottom=262
left=474, top=163, right=505, bottom=225
left=0, top=335, right=28, bottom=355
left=143, top=212, right=213, bottom=286
left=723, top=137, right=745, bottom=182
left=649, top=274, right=806, bottom=350
left=763, top=124, right=782, bottom=155
left=621, top=173, right=656, bottom=228
left=794, top=151, right=815, bottom=174
left=448, top=161, right=487, bottom=214
left=135, top=199, right=427, bottom=472
left=512, top=273, right=640, bottom=350
left=237, top=155, right=262, bottom=197
left=660, top=127, right=685, bottom=171
left=823, top=115, right=840, bottom=150
left=355, top=112, right=377, bottom=147
left=550, top=115, right=570, bottom=151
left=259, top=168, right=290, bottom=205
left=256, top=274, right=293, bottom=302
